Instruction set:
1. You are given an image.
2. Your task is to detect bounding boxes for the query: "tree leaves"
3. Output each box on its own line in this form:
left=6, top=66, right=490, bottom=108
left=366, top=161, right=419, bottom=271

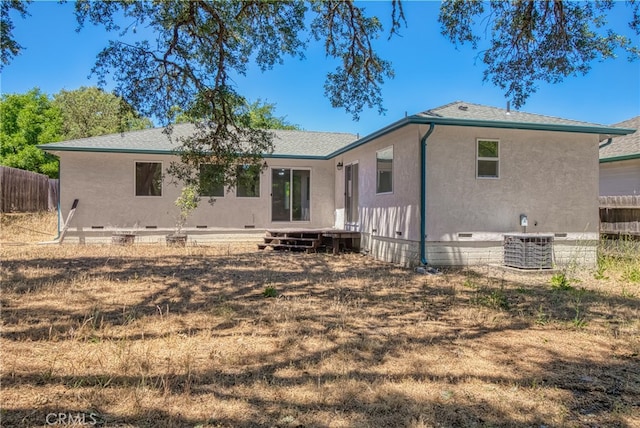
left=5, top=1, right=637, bottom=184
left=73, top=1, right=398, bottom=187
left=0, top=89, right=61, bottom=177
left=53, top=87, right=152, bottom=140
left=0, top=0, right=31, bottom=72
left=0, top=87, right=153, bottom=178
left=439, top=0, right=640, bottom=108
left=311, top=1, right=395, bottom=119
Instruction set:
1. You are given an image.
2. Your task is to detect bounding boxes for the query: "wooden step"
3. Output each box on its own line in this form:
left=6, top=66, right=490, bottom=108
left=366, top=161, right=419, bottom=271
left=258, top=243, right=318, bottom=252
left=260, top=229, right=361, bottom=254
left=258, top=230, right=322, bottom=251
left=267, top=230, right=322, bottom=237
left=263, top=237, right=319, bottom=244
left=262, top=242, right=317, bottom=247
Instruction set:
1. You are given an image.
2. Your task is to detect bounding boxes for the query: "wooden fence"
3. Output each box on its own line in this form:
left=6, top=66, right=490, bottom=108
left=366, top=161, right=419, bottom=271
left=0, top=166, right=59, bottom=212
left=599, top=195, right=640, bottom=237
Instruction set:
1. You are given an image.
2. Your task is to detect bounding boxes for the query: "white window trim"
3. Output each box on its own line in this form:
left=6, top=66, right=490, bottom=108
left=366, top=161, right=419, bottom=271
left=376, top=145, right=394, bottom=195
left=134, top=161, right=163, bottom=197
left=476, top=139, right=500, bottom=179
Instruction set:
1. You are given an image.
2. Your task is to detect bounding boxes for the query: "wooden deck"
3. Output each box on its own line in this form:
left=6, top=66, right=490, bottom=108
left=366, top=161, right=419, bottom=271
left=258, top=229, right=361, bottom=254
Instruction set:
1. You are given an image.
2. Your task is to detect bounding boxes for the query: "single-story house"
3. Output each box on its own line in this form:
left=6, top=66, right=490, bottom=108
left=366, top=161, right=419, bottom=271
left=599, top=116, right=640, bottom=196
left=40, top=101, right=635, bottom=267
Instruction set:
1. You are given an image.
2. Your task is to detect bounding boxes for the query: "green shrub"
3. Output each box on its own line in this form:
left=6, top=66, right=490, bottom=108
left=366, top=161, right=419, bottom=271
left=263, top=286, right=278, bottom=298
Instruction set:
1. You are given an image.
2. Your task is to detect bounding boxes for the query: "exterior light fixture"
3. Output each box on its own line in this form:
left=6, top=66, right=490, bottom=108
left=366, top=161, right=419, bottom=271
left=336, top=161, right=343, bottom=171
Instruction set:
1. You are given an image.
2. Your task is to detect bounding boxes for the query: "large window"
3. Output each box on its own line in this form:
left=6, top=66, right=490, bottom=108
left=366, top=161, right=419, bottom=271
left=271, top=168, right=311, bottom=222
left=376, top=146, right=393, bottom=194
left=199, top=164, right=224, bottom=197
left=477, top=139, right=499, bottom=178
left=236, top=164, right=261, bottom=197
left=135, top=162, right=162, bottom=196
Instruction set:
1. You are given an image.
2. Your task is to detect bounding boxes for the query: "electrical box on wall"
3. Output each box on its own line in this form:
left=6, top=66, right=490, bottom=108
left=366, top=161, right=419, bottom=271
left=520, top=214, right=528, bottom=227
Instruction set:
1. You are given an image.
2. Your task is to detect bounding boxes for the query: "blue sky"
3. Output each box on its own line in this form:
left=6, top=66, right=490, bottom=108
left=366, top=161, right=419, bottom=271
left=1, top=1, right=639, bottom=137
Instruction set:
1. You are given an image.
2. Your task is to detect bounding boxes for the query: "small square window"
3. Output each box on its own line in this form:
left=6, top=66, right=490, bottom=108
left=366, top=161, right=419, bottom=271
left=376, top=146, right=393, bottom=194
left=477, top=140, right=499, bottom=178
left=135, top=162, right=162, bottom=196
left=236, top=164, right=260, bottom=197
left=199, top=164, right=224, bottom=197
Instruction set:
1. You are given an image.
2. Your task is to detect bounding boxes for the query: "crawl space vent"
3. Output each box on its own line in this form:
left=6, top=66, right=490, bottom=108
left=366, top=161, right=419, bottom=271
left=503, top=234, right=553, bottom=269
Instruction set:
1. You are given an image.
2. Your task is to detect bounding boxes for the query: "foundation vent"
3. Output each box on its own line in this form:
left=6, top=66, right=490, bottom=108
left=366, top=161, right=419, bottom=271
left=504, top=234, right=553, bottom=269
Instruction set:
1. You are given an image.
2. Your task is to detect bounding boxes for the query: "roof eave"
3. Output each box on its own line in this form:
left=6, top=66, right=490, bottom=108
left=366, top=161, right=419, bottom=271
left=264, top=154, right=328, bottom=160
left=328, top=117, right=413, bottom=158
left=410, top=116, right=635, bottom=136
left=39, top=145, right=333, bottom=160
left=599, top=153, right=640, bottom=163
left=37, top=145, right=179, bottom=155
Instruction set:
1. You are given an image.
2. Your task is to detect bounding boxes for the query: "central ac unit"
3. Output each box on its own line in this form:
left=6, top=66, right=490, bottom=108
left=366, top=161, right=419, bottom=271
left=503, top=234, right=554, bottom=269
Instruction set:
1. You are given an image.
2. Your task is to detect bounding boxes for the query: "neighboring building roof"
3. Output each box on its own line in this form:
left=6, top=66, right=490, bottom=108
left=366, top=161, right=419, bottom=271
left=330, top=101, right=635, bottom=158
left=39, top=123, right=358, bottom=159
left=599, top=116, right=640, bottom=163
left=40, top=101, right=635, bottom=160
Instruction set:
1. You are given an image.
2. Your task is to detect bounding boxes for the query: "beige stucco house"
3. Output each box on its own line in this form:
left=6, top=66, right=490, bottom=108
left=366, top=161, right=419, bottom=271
left=41, top=101, right=635, bottom=267
left=599, top=116, right=640, bottom=196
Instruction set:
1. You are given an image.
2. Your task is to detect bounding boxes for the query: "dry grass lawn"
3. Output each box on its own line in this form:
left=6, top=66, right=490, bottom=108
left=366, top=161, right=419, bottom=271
left=1, top=212, right=639, bottom=427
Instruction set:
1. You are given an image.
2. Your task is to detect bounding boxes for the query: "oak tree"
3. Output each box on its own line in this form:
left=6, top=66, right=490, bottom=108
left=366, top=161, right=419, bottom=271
left=3, top=1, right=637, bottom=183
left=71, top=0, right=400, bottom=187
left=439, top=0, right=640, bottom=108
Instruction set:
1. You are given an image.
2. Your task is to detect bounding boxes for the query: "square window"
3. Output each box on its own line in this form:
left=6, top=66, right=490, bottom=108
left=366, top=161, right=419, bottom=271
left=135, top=162, right=162, bottom=196
left=376, top=146, right=393, bottom=194
left=199, top=164, right=224, bottom=197
left=236, top=164, right=260, bottom=197
left=477, top=140, right=499, bottom=178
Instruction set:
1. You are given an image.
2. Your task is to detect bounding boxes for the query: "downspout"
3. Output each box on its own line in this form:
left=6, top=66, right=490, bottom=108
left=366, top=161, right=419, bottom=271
left=54, top=160, right=61, bottom=240
left=598, top=137, right=612, bottom=150
left=419, top=123, right=435, bottom=266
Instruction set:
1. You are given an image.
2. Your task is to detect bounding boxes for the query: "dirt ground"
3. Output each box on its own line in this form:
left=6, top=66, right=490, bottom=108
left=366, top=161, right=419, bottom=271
left=1, top=213, right=639, bottom=427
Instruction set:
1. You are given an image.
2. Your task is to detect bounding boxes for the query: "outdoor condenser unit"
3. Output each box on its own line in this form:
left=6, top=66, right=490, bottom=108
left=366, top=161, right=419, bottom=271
left=503, top=234, right=554, bottom=269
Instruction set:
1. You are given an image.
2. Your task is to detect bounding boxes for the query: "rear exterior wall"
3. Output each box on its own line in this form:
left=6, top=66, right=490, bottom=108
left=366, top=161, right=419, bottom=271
left=57, top=152, right=336, bottom=240
left=333, top=125, right=422, bottom=265
left=335, top=124, right=601, bottom=267
left=425, top=126, right=600, bottom=266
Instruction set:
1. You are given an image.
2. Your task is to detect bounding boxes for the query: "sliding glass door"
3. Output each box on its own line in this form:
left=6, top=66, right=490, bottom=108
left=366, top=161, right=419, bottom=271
left=271, top=168, right=311, bottom=222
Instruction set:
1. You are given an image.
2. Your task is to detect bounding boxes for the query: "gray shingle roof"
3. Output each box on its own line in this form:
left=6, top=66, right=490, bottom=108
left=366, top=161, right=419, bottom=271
left=40, top=101, right=635, bottom=159
left=599, top=116, right=640, bottom=161
left=419, top=101, right=611, bottom=128
left=329, top=101, right=635, bottom=158
left=39, top=123, right=358, bottom=158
